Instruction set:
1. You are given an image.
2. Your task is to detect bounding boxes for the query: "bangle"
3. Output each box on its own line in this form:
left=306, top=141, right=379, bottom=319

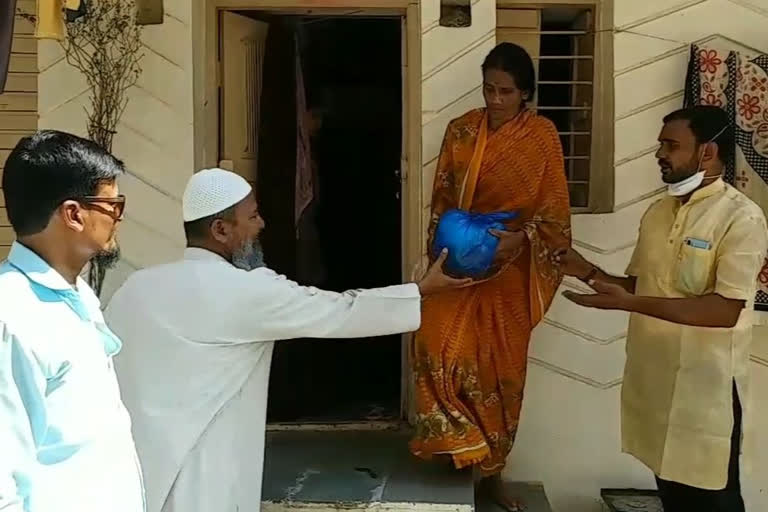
left=580, top=266, right=598, bottom=283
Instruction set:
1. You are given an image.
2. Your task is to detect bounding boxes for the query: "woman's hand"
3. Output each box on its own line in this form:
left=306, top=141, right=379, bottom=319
left=489, top=229, right=526, bottom=263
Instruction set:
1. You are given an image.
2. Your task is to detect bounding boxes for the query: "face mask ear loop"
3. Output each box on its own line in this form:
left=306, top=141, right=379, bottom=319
left=699, top=123, right=729, bottom=175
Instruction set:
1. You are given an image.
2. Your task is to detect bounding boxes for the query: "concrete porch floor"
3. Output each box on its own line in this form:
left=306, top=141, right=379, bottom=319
left=262, top=429, right=552, bottom=512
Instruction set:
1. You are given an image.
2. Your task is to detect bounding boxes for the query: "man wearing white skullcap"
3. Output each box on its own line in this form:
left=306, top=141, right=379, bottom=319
left=104, top=168, right=471, bottom=512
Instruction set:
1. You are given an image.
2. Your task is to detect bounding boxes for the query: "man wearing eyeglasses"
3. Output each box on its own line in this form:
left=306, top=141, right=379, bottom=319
left=0, top=130, right=144, bottom=512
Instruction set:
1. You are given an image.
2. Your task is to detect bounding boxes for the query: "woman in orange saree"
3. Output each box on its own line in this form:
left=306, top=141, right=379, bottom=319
left=409, top=43, right=571, bottom=511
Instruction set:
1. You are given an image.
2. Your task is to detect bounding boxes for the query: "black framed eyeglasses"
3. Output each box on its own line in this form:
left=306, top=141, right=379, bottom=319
left=74, top=194, right=127, bottom=221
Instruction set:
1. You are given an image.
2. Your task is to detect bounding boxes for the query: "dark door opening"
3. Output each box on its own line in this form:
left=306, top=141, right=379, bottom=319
left=238, top=14, right=403, bottom=423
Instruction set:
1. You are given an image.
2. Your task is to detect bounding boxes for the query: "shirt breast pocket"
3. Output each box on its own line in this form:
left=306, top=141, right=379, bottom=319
left=676, top=237, right=715, bottom=295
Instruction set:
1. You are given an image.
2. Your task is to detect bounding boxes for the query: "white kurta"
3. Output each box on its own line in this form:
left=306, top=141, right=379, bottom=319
left=103, top=248, right=421, bottom=512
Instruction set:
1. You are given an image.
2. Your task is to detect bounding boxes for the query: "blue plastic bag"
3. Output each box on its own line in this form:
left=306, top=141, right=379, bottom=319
left=432, top=209, right=519, bottom=278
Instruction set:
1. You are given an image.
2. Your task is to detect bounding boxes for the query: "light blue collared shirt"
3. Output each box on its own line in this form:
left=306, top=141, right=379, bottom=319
left=0, top=242, right=145, bottom=512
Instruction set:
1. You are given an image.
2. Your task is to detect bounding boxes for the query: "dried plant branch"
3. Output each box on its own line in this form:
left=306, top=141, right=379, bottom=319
left=60, top=1, right=144, bottom=295
left=62, top=0, right=144, bottom=153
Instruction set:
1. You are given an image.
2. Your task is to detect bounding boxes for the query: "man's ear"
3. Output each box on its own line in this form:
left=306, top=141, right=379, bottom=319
left=702, top=141, right=719, bottom=166
left=60, top=200, right=86, bottom=233
left=210, top=218, right=230, bottom=244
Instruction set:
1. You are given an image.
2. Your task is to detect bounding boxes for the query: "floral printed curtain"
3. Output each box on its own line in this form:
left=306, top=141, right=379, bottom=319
left=684, top=44, right=768, bottom=310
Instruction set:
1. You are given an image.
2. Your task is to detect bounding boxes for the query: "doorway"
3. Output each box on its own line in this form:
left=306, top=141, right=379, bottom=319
left=217, top=10, right=405, bottom=423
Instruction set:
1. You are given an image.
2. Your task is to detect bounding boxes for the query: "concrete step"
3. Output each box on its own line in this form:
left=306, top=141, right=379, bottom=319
left=262, top=429, right=474, bottom=512
left=601, top=489, right=662, bottom=512
left=262, top=429, right=553, bottom=512
left=474, top=482, right=552, bottom=512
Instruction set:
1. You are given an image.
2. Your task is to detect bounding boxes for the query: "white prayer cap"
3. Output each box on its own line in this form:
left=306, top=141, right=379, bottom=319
left=182, top=168, right=253, bottom=222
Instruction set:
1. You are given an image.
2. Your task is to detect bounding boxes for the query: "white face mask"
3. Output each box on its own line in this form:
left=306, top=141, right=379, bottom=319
left=666, top=124, right=728, bottom=197
left=667, top=170, right=707, bottom=196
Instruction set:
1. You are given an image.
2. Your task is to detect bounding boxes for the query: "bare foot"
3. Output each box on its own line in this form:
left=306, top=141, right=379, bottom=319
left=477, top=475, right=526, bottom=512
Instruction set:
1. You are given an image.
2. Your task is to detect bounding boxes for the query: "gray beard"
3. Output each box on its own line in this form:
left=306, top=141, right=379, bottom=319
left=232, top=239, right=265, bottom=271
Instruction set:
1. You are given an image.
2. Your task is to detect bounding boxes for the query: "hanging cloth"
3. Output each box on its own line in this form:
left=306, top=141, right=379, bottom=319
left=684, top=44, right=768, bottom=311
left=294, top=34, right=313, bottom=234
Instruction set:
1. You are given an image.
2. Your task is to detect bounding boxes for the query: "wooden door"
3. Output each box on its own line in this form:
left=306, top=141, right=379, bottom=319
left=219, top=11, right=268, bottom=183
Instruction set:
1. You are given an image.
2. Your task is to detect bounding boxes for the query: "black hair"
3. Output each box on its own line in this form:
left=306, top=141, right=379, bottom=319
left=2, top=130, right=125, bottom=237
left=183, top=205, right=237, bottom=242
left=663, top=106, right=734, bottom=166
left=481, top=42, right=536, bottom=100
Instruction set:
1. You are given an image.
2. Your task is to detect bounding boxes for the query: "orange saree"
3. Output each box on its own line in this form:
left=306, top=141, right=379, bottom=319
left=410, top=108, right=571, bottom=475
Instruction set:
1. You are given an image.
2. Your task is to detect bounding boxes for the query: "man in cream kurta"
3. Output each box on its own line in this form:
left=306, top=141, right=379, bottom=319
left=620, top=178, right=764, bottom=488
left=557, top=106, right=768, bottom=512
left=104, top=168, right=471, bottom=512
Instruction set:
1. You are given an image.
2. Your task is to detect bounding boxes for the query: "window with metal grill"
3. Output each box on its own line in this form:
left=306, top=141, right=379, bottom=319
left=496, top=1, right=614, bottom=212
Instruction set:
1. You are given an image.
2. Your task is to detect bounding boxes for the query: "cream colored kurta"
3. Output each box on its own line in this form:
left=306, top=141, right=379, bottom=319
left=103, top=248, right=422, bottom=512
left=623, top=179, right=768, bottom=489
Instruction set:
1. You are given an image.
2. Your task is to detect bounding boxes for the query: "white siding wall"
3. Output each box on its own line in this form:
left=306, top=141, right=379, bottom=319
left=37, top=0, right=194, bottom=302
